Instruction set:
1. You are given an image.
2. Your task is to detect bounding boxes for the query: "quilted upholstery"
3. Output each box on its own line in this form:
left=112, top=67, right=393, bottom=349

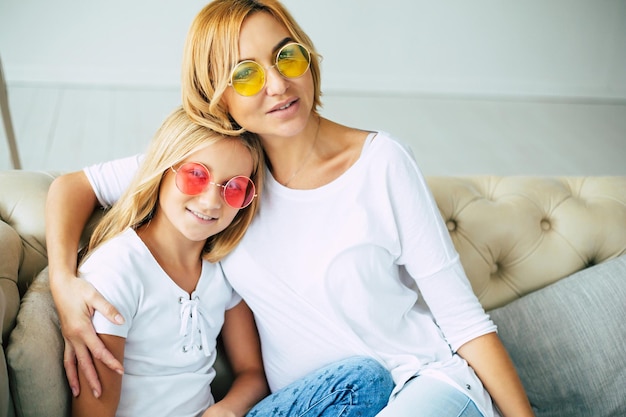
left=428, top=176, right=626, bottom=309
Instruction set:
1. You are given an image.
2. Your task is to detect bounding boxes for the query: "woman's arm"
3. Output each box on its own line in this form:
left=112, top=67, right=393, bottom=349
left=457, top=332, right=534, bottom=417
left=71, top=334, right=125, bottom=417
left=46, top=171, right=124, bottom=398
left=203, top=301, right=269, bottom=417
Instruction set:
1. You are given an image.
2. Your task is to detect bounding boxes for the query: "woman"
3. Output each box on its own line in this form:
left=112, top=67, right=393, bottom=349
left=47, top=1, right=534, bottom=416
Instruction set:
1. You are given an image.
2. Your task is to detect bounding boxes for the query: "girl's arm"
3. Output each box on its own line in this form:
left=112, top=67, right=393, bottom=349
left=457, top=332, right=534, bottom=417
left=46, top=171, right=124, bottom=397
left=71, top=334, right=125, bottom=417
left=203, top=301, right=269, bottom=417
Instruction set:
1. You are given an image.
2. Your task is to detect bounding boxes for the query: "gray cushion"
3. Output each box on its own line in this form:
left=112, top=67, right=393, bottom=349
left=489, top=255, right=626, bottom=417
left=6, top=268, right=70, bottom=417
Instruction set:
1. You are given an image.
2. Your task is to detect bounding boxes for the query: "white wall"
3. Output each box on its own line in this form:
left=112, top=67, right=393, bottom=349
left=1, top=1, right=625, bottom=175
left=1, top=0, right=625, bottom=100
left=294, top=0, right=626, bottom=100
left=0, top=1, right=201, bottom=86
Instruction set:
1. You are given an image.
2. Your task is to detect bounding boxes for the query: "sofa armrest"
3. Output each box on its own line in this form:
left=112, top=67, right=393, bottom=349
left=0, top=170, right=59, bottom=297
left=0, top=222, right=21, bottom=343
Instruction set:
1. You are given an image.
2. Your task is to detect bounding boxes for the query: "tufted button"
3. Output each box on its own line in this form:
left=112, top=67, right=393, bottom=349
left=446, top=219, right=457, bottom=232
left=540, top=219, right=551, bottom=231
left=490, top=263, right=499, bottom=274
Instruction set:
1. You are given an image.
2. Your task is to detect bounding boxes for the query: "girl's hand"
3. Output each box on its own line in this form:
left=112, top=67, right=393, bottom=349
left=201, top=403, right=236, bottom=417
left=204, top=301, right=268, bottom=416
left=54, top=272, right=125, bottom=398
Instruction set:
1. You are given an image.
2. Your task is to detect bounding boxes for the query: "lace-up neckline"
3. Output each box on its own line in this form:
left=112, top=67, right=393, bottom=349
left=178, top=295, right=215, bottom=356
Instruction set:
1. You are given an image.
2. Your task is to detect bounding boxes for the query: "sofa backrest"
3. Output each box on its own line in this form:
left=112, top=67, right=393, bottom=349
left=1, top=171, right=625, bottom=312
left=427, top=176, right=626, bottom=310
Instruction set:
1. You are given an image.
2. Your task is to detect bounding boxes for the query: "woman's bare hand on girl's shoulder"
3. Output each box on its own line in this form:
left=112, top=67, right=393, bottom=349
left=53, top=271, right=124, bottom=398
left=46, top=171, right=126, bottom=396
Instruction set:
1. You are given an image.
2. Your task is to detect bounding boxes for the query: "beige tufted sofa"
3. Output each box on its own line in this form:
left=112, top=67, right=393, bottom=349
left=1, top=170, right=625, bottom=417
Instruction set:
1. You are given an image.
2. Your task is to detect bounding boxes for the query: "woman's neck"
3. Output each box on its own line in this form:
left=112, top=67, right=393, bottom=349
left=262, top=114, right=322, bottom=187
left=261, top=116, right=369, bottom=190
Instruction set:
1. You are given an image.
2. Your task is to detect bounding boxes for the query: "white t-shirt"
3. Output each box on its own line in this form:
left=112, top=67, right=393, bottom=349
left=84, top=132, right=498, bottom=416
left=79, top=228, right=241, bottom=417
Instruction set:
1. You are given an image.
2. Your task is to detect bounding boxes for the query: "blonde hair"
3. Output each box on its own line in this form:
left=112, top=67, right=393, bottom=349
left=182, top=0, right=322, bottom=135
left=82, top=106, right=264, bottom=264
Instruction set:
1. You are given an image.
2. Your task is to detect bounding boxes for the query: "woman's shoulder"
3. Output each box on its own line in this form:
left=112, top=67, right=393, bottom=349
left=325, top=122, right=412, bottom=161
left=369, top=130, right=412, bottom=151
left=358, top=131, right=417, bottom=170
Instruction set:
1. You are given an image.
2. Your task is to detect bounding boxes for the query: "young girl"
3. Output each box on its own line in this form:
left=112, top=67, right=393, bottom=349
left=71, top=106, right=393, bottom=417
left=71, top=106, right=268, bottom=416
left=49, top=1, right=534, bottom=416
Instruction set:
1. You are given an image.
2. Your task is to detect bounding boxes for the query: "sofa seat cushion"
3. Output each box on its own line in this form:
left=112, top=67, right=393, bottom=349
left=489, top=255, right=626, bottom=417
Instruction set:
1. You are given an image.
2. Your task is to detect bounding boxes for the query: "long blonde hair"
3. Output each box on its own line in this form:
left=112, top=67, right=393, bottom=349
left=82, top=107, right=264, bottom=264
left=182, top=0, right=322, bottom=135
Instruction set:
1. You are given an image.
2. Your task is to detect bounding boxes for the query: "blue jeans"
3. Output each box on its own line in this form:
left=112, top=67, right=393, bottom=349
left=375, top=375, right=484, bottom=417
left=246, top=356, right=394, bottom=417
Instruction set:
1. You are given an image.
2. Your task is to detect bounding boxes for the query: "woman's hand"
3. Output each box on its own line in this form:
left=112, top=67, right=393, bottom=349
left=72, top=333, right=125, bottom=417
left=46, top=171, right=125, bottom=397
left=55, top=271, right=125, bottom=398
left=457, top=332, right=535, bottom=417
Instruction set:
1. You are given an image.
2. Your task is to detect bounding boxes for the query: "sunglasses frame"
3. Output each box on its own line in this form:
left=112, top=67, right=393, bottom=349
left=228, top=42, right=311, bottom=97
left=170, top=162, right=257, bottom=209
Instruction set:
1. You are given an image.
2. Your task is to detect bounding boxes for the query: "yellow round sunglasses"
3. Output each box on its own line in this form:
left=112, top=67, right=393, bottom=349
left=229, top=42, right=311, bottom=96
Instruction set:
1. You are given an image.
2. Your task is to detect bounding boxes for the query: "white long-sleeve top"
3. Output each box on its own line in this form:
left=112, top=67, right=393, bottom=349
left=85, top=131, right=498, bottom=416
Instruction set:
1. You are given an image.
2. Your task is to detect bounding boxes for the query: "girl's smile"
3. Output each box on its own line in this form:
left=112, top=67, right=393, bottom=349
left=155, top=139, right=254, bottom=246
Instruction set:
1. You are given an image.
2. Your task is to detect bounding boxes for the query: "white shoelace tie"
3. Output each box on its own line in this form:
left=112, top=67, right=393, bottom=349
left=179, top=296, right=214, bottom=356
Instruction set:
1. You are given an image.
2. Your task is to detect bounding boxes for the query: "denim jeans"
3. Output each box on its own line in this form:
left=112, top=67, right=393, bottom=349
left=246, top=356, right=394, bottom=417
left=375, top=375, right=484, bottom=417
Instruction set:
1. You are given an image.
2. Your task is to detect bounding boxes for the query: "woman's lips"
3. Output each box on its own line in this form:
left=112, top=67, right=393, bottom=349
left=268, top=98, right=299, bottom=114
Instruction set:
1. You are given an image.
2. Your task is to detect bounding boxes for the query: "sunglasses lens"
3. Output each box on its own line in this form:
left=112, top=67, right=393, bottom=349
left=223, top=176, right=256, bottom=209
left=231, top=61, right=265, bottom=96
left=175, top=163, right=209, bottom=195
left=276, top=43, right=310, bottom=78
